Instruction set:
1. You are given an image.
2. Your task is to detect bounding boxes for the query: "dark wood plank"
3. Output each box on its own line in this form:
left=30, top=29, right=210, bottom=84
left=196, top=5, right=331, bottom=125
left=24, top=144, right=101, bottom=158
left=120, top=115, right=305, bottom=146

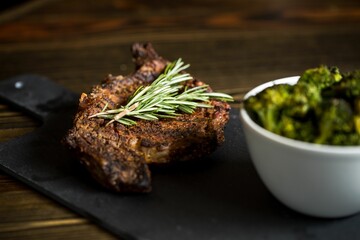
left=0, top=0, right=360, bottom=42
left=1, top=28, right=360, bottom=93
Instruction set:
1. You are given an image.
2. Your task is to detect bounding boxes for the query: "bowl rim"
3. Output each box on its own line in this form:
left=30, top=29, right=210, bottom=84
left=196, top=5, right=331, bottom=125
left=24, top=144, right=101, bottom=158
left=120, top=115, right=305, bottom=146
left=240, top=76, right=360, bottom=154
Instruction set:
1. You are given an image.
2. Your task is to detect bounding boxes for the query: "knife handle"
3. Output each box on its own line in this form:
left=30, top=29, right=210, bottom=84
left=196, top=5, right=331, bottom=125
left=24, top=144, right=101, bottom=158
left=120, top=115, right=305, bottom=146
left=0, top=75, right=78, bottom=121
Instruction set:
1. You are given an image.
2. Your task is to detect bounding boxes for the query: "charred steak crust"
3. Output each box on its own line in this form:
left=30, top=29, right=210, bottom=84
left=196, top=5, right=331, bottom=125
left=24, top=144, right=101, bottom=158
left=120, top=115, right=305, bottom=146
left=65, top=43, right=230, bottom=192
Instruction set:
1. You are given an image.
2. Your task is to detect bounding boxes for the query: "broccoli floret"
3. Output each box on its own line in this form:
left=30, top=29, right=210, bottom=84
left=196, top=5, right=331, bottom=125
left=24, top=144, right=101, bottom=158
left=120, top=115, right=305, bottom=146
left=285, top=82, right=321, bottom=118
left=244, top=84, right=292, bottom=134
left=328, top=133, right=360, bottom=145
left=323, top=70, right=360, bottom=99
left=278, top=114, right=315, bottom=142
left=298, top=65, right=342, bottom=89
left=284, top=65, right=338, bottom=118
left=321, top=71, right=360, bottom=139
left=315, top=99, right=354, bottom=145
left=341, top=70, right=360, bottom=97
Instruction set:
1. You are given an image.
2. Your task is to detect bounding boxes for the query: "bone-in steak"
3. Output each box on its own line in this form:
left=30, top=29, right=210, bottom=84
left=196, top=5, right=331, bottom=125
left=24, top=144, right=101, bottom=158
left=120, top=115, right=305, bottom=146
left=65, top=43, right=231, bottom=192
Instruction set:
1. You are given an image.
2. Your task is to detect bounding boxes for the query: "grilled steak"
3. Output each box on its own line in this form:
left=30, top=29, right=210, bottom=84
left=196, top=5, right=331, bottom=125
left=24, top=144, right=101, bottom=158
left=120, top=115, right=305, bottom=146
left=65, top=43, right=230, bottom=192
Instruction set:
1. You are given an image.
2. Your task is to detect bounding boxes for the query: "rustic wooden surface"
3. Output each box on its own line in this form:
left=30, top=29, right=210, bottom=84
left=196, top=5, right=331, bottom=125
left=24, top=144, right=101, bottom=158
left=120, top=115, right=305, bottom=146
left=0, top=0, right=360, bottom=239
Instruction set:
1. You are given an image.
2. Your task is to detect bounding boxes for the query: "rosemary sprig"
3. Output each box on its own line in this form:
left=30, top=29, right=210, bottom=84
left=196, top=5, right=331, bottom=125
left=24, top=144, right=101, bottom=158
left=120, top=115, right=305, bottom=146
left=89, top=58, right=233, bottom=126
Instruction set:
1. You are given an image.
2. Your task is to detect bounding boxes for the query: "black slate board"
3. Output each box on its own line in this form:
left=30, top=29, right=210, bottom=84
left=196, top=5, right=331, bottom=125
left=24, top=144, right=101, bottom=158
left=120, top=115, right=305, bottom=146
left=1, top=75, right=360, bottom=240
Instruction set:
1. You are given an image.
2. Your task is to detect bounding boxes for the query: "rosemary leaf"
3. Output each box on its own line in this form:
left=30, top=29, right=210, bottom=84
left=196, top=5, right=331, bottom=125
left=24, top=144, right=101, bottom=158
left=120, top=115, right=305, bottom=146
left=116, top=118, right=137, bottom=126
left=91, top=58, right=233, bottom=125
left=178, top=105, right=196, bottom=114
left=134, top=114, right=159, bottom=120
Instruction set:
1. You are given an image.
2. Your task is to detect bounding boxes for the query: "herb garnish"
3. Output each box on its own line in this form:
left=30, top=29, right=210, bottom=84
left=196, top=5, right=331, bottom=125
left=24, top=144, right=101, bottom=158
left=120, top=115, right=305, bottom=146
left=89, top=58, right=233, bottom=126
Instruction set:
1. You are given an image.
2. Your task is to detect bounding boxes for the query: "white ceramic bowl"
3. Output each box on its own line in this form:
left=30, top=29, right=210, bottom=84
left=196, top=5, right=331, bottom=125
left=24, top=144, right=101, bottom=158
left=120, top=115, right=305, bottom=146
left=240, top=76, right=360, bottom=218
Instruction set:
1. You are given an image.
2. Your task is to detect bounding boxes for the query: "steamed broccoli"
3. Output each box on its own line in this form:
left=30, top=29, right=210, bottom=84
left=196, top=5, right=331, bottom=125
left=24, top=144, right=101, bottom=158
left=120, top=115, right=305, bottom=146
left=244, top=84, right=292, bottom=134
left=285, top=82, right=321, bottom=118
left=244, top=66, right=360, bottom=146
left=278, top=114, right=315, bottom=142
left=298, top=65, right=342, bottom=89
left=315, top=99, right=355, bottom=145
left=322, top=70, right=360, bottom=99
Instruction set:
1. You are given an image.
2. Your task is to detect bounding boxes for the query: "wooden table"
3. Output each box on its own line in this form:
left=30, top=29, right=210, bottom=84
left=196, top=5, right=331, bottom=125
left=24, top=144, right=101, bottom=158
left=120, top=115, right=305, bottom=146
left=0, top=0, right=359, bottom=239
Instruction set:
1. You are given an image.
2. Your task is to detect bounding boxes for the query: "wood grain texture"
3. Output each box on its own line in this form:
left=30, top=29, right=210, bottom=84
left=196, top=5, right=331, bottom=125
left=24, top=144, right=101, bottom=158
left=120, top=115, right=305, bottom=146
left=0, top=0, right=360, bottom=239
